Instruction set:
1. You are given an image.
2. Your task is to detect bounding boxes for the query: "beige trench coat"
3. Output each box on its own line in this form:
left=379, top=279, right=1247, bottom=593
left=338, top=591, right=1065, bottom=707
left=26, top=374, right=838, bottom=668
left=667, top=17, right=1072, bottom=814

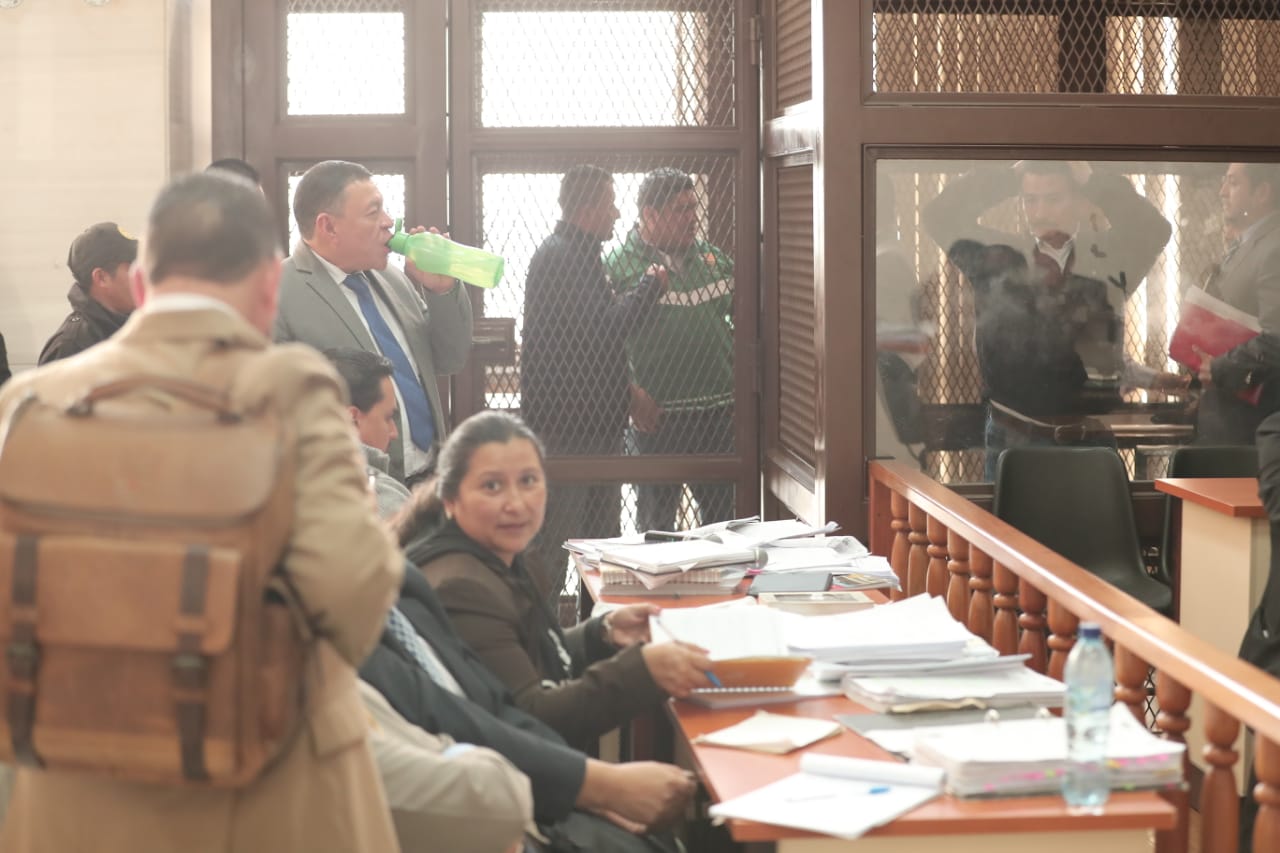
left=0, top=304, right=404, bottom=853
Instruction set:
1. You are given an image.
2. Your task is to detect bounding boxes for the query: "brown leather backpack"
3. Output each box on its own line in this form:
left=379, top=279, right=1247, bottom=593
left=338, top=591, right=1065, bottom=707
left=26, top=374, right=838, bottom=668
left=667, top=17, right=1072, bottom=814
left=0, top=352, right=309, bottom=787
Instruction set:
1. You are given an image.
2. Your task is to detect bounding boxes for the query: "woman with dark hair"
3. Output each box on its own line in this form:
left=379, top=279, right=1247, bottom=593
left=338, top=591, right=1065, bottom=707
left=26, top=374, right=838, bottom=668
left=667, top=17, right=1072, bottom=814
left=391, top=410, right=714, bottom=750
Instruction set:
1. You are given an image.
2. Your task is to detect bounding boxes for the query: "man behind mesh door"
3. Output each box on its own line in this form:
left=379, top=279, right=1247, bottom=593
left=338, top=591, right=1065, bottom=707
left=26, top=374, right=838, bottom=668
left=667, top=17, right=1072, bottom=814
left=522, top=165, right=665, bottom=594
left=605, top=168, right=736, bottom=532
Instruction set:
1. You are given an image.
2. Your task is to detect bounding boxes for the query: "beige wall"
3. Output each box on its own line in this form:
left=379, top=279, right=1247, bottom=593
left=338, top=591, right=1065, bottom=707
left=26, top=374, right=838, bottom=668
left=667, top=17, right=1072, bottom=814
left=0, top=0, right=210, bottom=373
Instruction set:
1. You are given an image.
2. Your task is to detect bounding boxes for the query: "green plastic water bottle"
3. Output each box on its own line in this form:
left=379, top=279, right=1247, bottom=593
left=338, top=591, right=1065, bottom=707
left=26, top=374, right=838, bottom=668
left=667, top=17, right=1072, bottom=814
left=387, top=220, right=504, bottom=289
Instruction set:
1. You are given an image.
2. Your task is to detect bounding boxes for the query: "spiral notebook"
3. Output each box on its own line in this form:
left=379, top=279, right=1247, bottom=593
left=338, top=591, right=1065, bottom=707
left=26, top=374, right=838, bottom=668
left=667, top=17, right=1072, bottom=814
left=685, top=673, right=844, bottom=709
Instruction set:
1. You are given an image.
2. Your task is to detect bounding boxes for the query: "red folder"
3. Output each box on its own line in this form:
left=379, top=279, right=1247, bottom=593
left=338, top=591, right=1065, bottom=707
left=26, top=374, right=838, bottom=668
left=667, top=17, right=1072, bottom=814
left=1169, top=287, right=1263, bottom=404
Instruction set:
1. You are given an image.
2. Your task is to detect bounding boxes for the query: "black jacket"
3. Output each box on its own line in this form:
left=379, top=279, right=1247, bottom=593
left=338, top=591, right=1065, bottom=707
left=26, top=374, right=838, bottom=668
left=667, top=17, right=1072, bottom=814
left=520, top=221, right=661, bottom=451
left=358, top=568, right=585, bottom=822
left=38, top=284, right=129, bottom=365
left=950, top=239, right=1112, bottom=417
left=1240, top=411, right=1280, bottom=673
left=1199, top=333, right=1280, bottom=445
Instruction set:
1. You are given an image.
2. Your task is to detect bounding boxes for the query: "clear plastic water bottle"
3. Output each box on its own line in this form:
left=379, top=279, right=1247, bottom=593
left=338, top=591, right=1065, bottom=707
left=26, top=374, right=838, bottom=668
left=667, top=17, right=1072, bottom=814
left=1062, top=622, right=1113, bottom=812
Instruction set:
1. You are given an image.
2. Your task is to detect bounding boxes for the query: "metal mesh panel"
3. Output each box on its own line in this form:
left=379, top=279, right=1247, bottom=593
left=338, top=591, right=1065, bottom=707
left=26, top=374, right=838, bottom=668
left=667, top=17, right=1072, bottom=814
left=872, top=0, right=1280, bottom=96
left=878, top=159, right=1239, bottom=484
left=474, top=153, right=737, bottom=451
left=474, top=1, right=737, bottom=127
left=285, top=2, right=406, bottom=115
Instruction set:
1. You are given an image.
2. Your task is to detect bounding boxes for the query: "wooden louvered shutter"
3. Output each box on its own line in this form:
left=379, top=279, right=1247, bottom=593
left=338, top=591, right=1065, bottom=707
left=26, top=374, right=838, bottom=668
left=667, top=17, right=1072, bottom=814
left=776, top=164, right=816, bottom=469
left=774, top=0, right=811, bottom=112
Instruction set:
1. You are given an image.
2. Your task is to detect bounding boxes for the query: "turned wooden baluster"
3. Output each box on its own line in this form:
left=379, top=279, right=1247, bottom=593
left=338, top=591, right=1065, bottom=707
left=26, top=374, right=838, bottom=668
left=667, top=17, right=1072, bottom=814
left=1200, top=702, right=1240, bottom=853
left=1046, top=600, right=1078, bottom=682
left=925, top=516, right=949, bottom=599
left=991, top=561, right=1019, bottom=656
left=967, top=547, right=994, bottom=643
left=945, top=530, right=971, bottom=623
left=889, top=491, right=909, bottom=601
left=1155, top=672, right=1192, bottom=853
left=1016, top=578, right=1048, bottom=674
left=906, top=503, right=929, bottom=598
left=1255, top=736, right=1280, bottom=853
left=1113, top=645, right=1149, bottom=724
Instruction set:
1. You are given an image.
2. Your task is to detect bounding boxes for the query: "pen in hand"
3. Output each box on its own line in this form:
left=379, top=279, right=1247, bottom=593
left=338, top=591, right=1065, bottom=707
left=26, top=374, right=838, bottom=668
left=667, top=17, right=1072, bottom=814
left=653, top=613, right=724, bottom=688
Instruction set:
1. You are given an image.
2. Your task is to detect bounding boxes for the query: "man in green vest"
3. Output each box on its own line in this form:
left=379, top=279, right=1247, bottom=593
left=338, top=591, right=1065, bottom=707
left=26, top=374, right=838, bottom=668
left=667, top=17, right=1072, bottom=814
left=605, top=168, right=735, bottom=532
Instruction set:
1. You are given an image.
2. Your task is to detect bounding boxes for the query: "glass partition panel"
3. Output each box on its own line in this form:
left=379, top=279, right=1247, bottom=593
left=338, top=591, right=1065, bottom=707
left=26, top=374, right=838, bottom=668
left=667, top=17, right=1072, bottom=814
left=874, top=157, right=1279, bottom=483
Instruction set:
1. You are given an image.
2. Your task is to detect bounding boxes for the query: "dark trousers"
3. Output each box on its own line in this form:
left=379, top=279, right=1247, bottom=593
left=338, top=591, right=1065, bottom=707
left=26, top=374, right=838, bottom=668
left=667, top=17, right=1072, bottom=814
left=633, top=405, right=735, bottom=532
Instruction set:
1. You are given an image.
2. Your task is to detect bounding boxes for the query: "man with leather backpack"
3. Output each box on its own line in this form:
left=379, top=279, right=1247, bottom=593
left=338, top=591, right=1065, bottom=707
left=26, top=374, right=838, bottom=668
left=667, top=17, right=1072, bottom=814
left=0, top=172, right=403, bottom=852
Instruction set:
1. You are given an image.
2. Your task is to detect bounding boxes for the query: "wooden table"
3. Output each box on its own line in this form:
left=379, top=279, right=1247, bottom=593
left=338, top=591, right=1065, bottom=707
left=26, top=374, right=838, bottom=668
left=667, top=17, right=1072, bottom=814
left=1156, top=476, right=1266, bottom=791
left=582, top=569, right=1176, bottom=851
left=670, top=698, right=1175, bottom=852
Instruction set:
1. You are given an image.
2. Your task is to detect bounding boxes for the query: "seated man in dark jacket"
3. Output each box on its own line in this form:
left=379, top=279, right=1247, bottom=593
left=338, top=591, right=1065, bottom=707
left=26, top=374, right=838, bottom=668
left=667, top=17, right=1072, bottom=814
left=39, top=222, right=137, bottom=364
left=359, top=566, right=693, bottom=852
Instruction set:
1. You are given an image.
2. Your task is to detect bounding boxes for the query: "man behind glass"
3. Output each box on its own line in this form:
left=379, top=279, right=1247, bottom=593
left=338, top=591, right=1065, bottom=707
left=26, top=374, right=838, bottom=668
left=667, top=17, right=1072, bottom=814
left=922, top=160, right=1174, bottom=477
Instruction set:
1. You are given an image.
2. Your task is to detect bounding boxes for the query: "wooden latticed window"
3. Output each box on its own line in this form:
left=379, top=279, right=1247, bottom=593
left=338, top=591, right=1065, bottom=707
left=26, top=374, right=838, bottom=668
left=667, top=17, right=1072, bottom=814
left=872, top=0, right=1280, bottom=96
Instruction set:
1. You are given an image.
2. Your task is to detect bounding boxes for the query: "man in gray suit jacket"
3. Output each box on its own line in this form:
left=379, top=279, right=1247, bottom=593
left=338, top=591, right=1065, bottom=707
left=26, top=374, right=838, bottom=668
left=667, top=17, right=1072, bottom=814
left=1197, top=163, right=1280, bottom=445
left=275, top=160, right=474, bottom=482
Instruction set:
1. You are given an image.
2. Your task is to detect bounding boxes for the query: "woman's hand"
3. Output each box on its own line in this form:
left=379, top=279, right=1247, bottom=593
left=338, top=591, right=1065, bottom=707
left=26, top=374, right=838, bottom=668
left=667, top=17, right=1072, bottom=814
left=603, top=603, right=658, bottom=647
left=641, top=642, right=714, bottom=698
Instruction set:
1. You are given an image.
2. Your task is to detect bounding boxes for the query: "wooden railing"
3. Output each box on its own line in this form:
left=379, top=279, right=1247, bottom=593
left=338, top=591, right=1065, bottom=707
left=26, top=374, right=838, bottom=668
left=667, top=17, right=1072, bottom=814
left=869, top=459, right=1280, bottom=853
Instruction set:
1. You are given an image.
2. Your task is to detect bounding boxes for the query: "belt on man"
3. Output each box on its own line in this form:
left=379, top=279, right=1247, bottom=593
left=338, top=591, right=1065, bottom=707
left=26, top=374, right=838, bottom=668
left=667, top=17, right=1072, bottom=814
left=989, top=400, right=1109, bottom=444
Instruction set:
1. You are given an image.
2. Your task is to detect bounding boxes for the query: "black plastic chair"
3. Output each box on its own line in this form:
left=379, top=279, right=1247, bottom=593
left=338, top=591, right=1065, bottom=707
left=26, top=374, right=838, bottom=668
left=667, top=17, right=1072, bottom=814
left=993, top=446, right=1174, bottom=616
left=1156, top=444, right=1259, bottom=587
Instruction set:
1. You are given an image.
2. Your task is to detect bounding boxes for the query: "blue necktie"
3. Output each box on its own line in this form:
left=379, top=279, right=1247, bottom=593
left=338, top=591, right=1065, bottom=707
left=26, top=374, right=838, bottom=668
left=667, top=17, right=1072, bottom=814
left=342, top=273, right=435, bottom=452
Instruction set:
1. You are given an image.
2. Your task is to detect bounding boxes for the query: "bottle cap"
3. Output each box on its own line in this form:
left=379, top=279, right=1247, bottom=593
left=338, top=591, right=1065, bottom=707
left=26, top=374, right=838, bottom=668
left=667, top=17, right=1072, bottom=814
left=387, top=218, right=408, bottom=254
left=1079, top=623, right=1102, bottom=639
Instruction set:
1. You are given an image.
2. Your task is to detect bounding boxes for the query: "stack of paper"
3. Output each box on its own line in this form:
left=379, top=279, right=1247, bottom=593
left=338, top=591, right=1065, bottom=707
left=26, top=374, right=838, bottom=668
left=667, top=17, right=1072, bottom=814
left=597, top=562, right=746, bottom=595
left=843, top=666, right=1066, bottom=714
left=840, top=705, right=1044, bottom=756
left=708, top=753, right=944, bottom=840
left=784, top=596, right=974, bottom=664
left=600, top=539, right=759, bottom=576
left=567, top=517, right=883, bottom=594
left=911, top=704, right=1185, bottom=797
left=812, top=640, right=1028, bottom=683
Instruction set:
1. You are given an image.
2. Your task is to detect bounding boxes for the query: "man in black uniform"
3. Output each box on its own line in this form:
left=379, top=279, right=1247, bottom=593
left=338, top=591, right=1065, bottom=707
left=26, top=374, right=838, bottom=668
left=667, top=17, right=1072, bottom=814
left=520, top=165, right=665, bottom=594
left=39, top=222, right=137, bottom=364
